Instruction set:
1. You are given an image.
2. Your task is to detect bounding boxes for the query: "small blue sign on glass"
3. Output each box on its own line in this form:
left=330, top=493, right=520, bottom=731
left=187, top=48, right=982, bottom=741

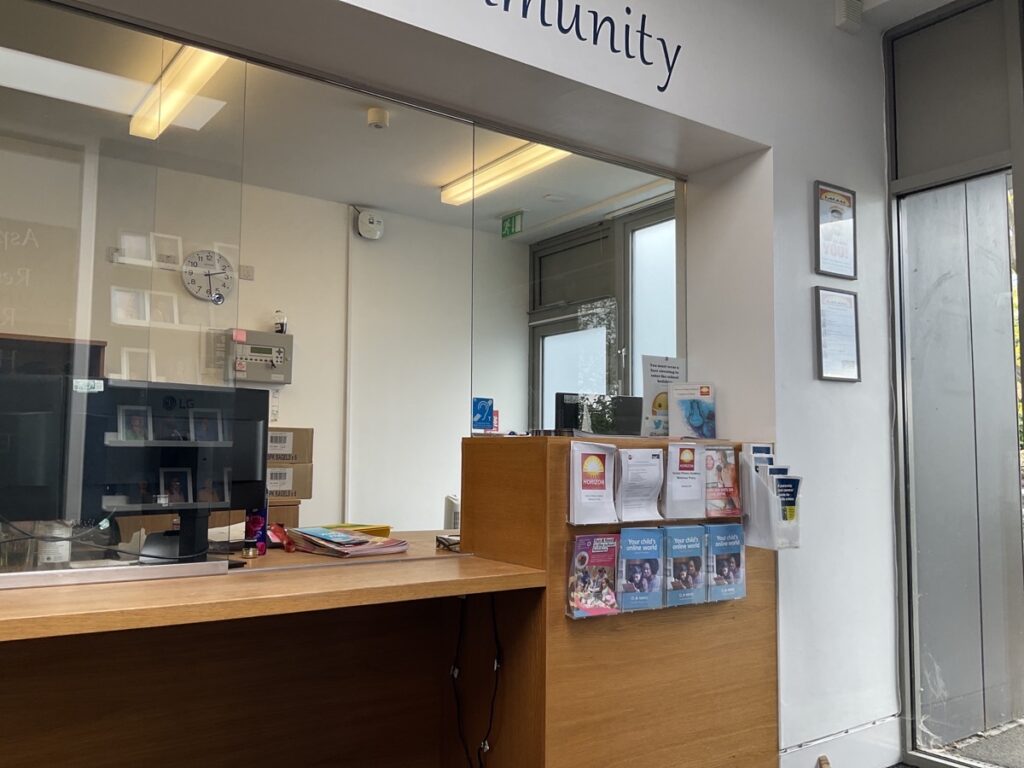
left=472, top=397, right=494, bottom=430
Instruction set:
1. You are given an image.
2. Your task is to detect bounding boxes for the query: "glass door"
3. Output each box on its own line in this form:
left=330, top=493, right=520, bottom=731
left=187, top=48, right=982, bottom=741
left=900, top=171, right=1024, bottom=767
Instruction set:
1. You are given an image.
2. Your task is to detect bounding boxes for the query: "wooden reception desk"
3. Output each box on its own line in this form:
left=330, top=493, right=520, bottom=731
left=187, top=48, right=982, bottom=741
left=0, top=436, right=778, bottom=767
left=460, top=436, right=780, bottom=768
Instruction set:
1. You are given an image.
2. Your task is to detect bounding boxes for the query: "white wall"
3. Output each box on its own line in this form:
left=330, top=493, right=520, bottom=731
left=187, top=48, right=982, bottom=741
left=346, top=210, right=529, bottom=529
left=472, top=230, right=530, bottom=435
left=335, top=1, right=899, bottom=764
left=236, top=185, right=349, bottom=525
left=346, top=210, right=471, bottom=530
left=686, top=150, right=775, bottom=443
left=0, top=136, right=84, bottom=338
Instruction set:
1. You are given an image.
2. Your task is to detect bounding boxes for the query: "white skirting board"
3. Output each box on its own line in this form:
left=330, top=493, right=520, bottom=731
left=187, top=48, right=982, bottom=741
left=780, top=717, right=902, bottom=768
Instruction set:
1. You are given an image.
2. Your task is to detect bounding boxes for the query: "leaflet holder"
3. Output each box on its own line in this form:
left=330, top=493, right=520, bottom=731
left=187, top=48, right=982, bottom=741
left=740, top=453, right=800, bottom=550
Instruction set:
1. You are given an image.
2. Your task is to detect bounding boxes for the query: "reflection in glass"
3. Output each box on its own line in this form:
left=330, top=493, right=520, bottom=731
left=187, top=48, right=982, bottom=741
left=543, top=327, right=607, bottom=430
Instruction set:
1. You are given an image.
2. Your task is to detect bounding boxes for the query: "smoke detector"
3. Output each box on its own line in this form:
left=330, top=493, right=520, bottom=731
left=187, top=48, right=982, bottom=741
left=835, top=0, right=863, bottom=33
left=367, top=107, right=390, bottom=130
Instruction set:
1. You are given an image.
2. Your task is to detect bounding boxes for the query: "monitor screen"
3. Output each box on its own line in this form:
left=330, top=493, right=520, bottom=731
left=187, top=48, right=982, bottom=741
left=554, top=392, right=642, bottom=435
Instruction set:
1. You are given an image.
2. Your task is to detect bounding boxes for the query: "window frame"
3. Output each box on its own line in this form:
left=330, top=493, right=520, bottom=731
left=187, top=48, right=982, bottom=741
left=527, top=198, right=678, bottom=429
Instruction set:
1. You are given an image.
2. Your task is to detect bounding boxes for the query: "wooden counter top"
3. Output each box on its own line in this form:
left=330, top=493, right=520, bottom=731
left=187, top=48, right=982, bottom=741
left=0, top=532, right=545, bottom=642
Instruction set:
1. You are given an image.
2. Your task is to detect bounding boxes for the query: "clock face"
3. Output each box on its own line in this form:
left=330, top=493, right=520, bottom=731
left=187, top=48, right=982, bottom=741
left=182, top=250, right=234, bottom=305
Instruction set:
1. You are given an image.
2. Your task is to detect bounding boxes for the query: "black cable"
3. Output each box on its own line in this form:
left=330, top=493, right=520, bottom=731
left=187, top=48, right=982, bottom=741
left=75, top=539, right=210, bottom=562
left=0, top=510, right=117, bottom=543
left=0, top=536, right=32, bottom=547
left=451, top=596, right=474, bottom=768
left=0, top=512, right=208, bottom=562
left=477, top=594, right=502, bottom=768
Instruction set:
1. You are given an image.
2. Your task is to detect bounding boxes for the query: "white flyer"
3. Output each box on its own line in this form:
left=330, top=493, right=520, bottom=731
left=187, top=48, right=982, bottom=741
left=615, top=448, right=664, bottom=522
left=663, top=443, right=705, bottom=519
left=568, top=441, right=618, bottom=525
left=641, top=355, right=684, bottom=437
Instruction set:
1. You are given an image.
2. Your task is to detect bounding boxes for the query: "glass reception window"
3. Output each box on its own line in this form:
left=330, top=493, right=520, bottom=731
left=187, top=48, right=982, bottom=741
left=630, top=218, right=676, bottom=394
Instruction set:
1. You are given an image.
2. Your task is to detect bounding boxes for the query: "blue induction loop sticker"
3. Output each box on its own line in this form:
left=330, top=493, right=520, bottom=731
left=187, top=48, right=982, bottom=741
left=472, top=398, right=494, bottom=430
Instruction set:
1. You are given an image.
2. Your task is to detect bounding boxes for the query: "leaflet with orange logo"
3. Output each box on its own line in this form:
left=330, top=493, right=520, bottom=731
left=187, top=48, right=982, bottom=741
left=569, top=441, right=618, bottom=525
left=663, top=443, right=705, bottom=519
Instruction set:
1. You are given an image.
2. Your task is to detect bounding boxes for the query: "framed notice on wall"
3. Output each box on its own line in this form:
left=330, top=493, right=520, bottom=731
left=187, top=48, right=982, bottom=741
left=814, top=181, right=857, bottom=279
left=814, top=287, right=861, bottom=382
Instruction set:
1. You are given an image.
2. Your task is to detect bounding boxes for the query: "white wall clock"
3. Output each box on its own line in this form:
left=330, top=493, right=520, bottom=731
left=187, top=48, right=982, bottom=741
left=182, top=249, right=234, bottom=305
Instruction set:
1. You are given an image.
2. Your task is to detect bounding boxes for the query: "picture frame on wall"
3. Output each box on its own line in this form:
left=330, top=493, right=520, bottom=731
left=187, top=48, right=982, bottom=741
left=148, top=290, right=179, bottom=325
left=159, top=467, right=193, bottom=504
left=117, top=405, right=153, bottom=441
left=111, top=286, right=148, bottom=325
left=189, top=408, right=223, bottom=442
left=814, top=181, right=857, bottom=279
left=115, top=231, right=152, bottom=267
left=150, top=232, right=183, bottom=270
left=814, top=286, right=861, bottom=382
left=196, top=468, right=231, bottom=505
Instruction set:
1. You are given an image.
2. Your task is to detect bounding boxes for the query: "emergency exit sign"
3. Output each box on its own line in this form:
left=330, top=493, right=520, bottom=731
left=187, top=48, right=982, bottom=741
left=501, top=211, right=523, bottom=238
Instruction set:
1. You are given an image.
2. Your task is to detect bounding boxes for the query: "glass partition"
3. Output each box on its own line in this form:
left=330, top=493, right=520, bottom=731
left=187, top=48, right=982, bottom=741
left=0, top=0, right=249, bottom=573
left=0, top=0, right=682, bottom=577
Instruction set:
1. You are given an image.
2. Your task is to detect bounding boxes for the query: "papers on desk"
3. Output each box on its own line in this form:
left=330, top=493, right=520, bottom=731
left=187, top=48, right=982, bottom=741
left=285, top=526, right=409, bottom=557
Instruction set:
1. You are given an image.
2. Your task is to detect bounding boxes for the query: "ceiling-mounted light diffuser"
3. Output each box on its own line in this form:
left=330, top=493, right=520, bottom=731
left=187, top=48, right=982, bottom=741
left=130, top=46, right=228, bottom=140
left=441, top=143, right=571, bottom=206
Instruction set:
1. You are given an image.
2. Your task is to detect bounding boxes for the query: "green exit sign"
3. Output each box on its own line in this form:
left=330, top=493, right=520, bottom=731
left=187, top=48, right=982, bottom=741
left=501, top=211, right=524, bottom=238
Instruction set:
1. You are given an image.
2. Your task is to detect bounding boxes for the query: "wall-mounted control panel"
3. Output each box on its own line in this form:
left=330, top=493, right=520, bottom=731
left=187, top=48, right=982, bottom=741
left=227, top=329, right=293, bottom=385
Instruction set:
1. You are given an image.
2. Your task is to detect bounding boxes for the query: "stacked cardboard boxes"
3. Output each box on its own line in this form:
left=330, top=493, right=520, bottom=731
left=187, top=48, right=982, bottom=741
left=267, top=427, right=314, bottom=507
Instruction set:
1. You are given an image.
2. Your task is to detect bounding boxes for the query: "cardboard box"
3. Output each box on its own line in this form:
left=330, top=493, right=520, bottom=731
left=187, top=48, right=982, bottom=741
left=267, top=427, right=314, bottom=463
left=266, top=501, right=300, bottom=528
left=267, top=461, right=313, bottom=500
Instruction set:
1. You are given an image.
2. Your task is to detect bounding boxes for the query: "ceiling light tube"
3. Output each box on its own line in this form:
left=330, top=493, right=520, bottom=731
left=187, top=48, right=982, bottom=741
left=130, top=46, right=228, bottom=140
left=441, top=143, right=571, bottom=206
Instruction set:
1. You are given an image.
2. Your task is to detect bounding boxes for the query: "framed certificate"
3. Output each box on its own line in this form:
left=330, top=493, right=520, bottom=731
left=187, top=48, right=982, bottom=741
left=814, top=181, right=857, bottom=279
left=815, top=287, right=861, bottom=382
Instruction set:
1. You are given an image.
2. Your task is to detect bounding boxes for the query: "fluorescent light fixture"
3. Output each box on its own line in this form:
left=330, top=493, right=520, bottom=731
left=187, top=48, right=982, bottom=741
left=0, top=46, right=225, bottom=132
left=130, top=46, right=228, bottom=140
left=441, top=143, right=571, bottom=206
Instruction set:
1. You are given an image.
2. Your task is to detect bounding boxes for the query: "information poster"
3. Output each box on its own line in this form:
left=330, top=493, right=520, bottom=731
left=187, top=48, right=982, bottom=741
left=815, top=287, right=860, bottom=382
left=815, top=181, right=857, bottom=279
left=641, top=355, right=684, bottom=437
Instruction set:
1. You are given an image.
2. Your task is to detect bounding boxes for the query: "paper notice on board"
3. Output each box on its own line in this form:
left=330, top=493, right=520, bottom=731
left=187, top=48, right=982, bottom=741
left=615, top=448, right=664, bottom=522
left=641, top=355, right=684, bottom=437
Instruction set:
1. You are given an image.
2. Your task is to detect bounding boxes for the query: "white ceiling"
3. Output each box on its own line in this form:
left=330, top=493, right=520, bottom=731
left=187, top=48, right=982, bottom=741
left=0, top=0, right=671, bottom=245
left=863, top=0, right=957, bottom=30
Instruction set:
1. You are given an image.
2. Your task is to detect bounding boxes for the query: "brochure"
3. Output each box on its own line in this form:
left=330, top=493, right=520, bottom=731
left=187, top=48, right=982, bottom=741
left=668, top=383, right=716, bottom=439
left=618, top=527, right=665, bottom=612
left=664, top=525, right=707, bottom=607
left=569, top=441, right=618, bottom=525
left=705, top=445, right=741, bottom=517
left=742, top=442, right=774, bottom=458
left=641, top=356, right=684, bottom=437
left=775, top=476, right=802, bottom=521
left=285, top=527, right=409, bottom=557
left=615, top=448, right=664, bottom=522
left=663, top=443, right=705, bottom=519
left=707, top=523, right=745, bottom=602
left=566, top=534, right=620, bottom=619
